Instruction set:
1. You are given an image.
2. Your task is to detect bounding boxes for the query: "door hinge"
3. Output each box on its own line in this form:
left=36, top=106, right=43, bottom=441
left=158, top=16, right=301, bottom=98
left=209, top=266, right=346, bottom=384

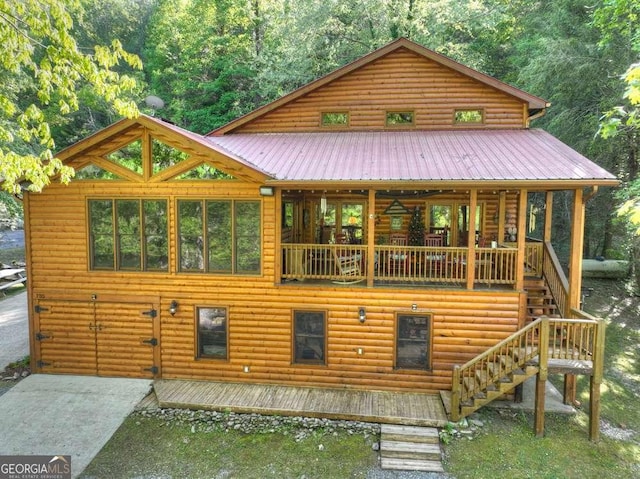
left=34, top=305, right=49, bottom=313
left=142, top=308, right=157, bottom=318
left=37, top=360, right=51, bottom=368
left=144, top=365, right=159, bottom=375
left=142, top=337, right=158, bottom=346
left=35, top=332, right=51, bottom=341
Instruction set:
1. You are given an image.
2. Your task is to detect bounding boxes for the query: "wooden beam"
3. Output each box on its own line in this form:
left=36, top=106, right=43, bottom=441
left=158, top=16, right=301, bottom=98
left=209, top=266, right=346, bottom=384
left=544, top=191, right=553, bottom=243
left=497, top=191, right=506, bottom=243
left=274, top=189, right=283, bottom=284
left=466, top=190, right=477, bottom=290
left=534, top=316, right=549, bottom=437
left=589, top=318, right=606, bottom=441
left=568, top=188, right=585, bottom=311
left=367, top=190, right=376, bottom=288
left=516, top=189, right=527, bottom=291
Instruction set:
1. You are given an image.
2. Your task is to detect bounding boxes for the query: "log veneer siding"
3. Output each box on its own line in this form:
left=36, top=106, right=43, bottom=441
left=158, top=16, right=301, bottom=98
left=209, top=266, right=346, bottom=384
left=27, top=181, right=520, bottom=392
left=235, top=48, right=526, bottom=133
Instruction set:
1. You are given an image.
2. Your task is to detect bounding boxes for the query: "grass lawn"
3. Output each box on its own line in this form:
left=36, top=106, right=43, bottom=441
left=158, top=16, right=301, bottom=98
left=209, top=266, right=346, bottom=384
left=73, top=279, right=640, bottom=478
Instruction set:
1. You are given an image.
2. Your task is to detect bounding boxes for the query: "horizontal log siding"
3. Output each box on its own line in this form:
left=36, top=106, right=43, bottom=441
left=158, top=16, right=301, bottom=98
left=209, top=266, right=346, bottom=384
left=236, top=49, right=525, bottom=133
left=27, top=181, right=520, bottom=393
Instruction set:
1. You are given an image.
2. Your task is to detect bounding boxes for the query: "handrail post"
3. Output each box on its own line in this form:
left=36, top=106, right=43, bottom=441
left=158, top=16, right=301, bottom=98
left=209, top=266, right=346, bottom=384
left=589, top=318, right=606, bottom=441
left=451, top=365, right=461, bottom=422
left=534, top=316, right=549, bottom=437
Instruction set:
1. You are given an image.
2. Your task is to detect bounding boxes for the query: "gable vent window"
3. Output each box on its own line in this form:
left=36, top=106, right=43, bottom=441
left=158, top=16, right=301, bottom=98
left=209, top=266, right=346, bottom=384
left=454, top=109, right=484, bottom=125
left=321, top=112, right=349, bottom=127
left=386, top=111, right=414, bottom=127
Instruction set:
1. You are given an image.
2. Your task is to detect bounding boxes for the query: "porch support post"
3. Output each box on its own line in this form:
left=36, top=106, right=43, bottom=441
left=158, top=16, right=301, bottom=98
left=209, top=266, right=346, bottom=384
left=274, top=188, right=283, bottom=282
left=466, top=189, right=477, bottom=290
left=544, top=191, right=553, bottom=243
left=497, top=191, right=506, bottom=243
left=515, top=189, right=527, bottom=291
left=534, top=316, right=550, bottom=437
left=367, top=189, right=376, bottom=288
left=589, top=318, right=606, bottom=441
left=564, top=188, right=585, bottom=405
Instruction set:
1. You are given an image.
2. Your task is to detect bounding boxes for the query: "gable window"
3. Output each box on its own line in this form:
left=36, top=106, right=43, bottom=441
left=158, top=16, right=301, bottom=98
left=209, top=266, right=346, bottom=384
left=454, top=109, right=484, bottom=125
left=88, top=199, right=168, bottom=271
left=178, top=199, right=261, bottom=274
left=386, top=111, right=414, bottom=127
left=396, top=313, right=431, bottom=370
left=293, top=310, right=326, bottom=365
left=321, top=112, right=349, bottom=127
left=197, top=306, right=228, bottom=359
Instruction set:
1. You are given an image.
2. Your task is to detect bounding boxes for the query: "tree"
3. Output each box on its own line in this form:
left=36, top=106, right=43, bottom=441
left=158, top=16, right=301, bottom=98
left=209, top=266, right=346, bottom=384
left=0, top=0, right=142, bottom=194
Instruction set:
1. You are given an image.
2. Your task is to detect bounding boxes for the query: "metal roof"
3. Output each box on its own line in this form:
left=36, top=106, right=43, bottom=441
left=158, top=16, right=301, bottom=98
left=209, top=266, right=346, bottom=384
left=206, top=129, right=617, bottom=185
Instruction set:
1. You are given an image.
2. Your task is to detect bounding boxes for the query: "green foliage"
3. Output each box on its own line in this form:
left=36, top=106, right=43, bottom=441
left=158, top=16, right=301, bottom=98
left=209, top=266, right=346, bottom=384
left=0, top=0, right=142, bottom=194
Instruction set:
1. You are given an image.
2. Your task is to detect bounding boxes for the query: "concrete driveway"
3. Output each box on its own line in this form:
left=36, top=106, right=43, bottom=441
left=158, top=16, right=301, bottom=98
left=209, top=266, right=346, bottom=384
left=0, top=291, right=28, bottom=370
left=0, top=374, right=152, bottom=478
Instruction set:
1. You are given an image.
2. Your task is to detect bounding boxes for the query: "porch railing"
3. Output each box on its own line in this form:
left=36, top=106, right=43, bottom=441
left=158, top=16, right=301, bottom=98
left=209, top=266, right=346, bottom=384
left=281, top=243, right=518, bottom=285
left=542, top=241, right=569, bottom=317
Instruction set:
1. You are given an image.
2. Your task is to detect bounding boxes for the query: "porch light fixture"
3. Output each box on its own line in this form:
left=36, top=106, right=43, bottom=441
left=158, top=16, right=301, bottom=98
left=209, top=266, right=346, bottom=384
left=358, top=307, right=366, bottom=323
left=169, top=300, right=179, bottom=316
left=259, top=186, right=274, bottom=196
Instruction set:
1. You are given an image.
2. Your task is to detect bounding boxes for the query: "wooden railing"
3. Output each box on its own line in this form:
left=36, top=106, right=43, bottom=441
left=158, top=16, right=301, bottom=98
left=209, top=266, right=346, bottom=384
left=281, top=243, right=518, bottom=285
left=451, top=315, right=605, bottom=421
left=504, top=240, right=543, bottom=276
left=542, top=241, right=569, bottom=317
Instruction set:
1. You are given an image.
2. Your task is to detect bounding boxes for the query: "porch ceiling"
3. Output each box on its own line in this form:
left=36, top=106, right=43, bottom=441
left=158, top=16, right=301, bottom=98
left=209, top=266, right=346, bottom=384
left=206, top=129, right=617, bottom=187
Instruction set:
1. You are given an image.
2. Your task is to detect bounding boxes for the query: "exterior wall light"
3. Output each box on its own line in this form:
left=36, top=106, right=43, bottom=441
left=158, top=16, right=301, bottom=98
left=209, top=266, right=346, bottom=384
left=259, top=186, right=274, bottom=196
left=358, top=307, right=366, bottom=323
left=169, top=300, right=179, bottom=316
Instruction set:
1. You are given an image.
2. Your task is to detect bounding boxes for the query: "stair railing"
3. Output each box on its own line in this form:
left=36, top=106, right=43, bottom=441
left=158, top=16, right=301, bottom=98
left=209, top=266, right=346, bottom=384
left=451, top=317, right=543, bottom=421
left=542, top=241, right=569, bottom=317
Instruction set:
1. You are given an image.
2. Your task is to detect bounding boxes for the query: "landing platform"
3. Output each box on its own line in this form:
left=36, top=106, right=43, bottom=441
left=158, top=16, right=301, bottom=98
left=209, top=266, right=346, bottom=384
left=154, top=380, right=448, bottom=427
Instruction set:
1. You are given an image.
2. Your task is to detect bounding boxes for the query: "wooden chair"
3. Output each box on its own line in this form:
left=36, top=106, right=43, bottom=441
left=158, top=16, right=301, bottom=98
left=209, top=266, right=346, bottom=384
left=387, top=233, right=408, bottom=276
left=332, top=247, right=363, bottom=283
left=424, top=233, right=443, bottom=246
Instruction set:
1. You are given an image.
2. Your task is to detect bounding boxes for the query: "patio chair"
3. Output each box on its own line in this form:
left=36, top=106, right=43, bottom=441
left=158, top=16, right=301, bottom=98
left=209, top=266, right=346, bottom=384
left=332, top=247, right=363, bottom=284
left=424, top=233, right=443, bottom=246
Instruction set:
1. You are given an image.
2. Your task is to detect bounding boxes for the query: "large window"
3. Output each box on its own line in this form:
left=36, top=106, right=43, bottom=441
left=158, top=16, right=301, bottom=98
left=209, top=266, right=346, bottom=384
left=178, top=200, right=261, bottom=274
left=197, top=307, right=228, bottom=359
left=88, top=199, right=168, bottom=271
left=293, top=310, right=326, bottom=365
left=396, top=313, right=431, bottom=370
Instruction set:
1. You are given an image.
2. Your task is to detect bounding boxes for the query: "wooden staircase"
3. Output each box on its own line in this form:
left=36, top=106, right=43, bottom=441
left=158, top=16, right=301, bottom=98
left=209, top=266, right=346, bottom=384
left=525, top=278, right=560, bottom=324
left=379, top=424, right=444, bottom=472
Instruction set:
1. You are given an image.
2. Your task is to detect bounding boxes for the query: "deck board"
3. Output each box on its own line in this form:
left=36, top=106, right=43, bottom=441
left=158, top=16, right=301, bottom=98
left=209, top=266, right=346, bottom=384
left=154, top=380, right=448, bottom=427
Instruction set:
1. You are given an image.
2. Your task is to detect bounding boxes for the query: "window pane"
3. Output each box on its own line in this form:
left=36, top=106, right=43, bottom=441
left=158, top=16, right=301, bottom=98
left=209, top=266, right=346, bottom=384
left=294, top=311, right=326, bottom=364
left=207, top=201, right=232, bottom=272
left=117, top=200, right=141, bottom=270
left=342, top=203, right=363, bottom=243
left=396, top=314, right=430, bottom=369
left=197, top=307, right=227, bottom=359
left=235, top=201, right=261, bottom=273
left=454, top=109, right=483, bottom=124
left=179, top=200, right=204, bottom=271
left=321, top=112, right=348, bottom=126
left=386, top=111, right=414, bottom=126
left=89, top=200, right=114, bottom=269
left=144, top=200, right=168, bottom=271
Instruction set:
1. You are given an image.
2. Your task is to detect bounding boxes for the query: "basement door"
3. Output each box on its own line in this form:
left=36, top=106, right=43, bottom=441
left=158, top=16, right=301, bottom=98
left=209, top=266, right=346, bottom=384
left=33, top=294, right=160, bottom=378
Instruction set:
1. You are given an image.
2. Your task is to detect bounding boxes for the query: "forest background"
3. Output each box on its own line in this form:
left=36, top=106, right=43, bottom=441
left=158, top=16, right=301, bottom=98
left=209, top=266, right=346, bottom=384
left=1, top=0, right=639, bottom=284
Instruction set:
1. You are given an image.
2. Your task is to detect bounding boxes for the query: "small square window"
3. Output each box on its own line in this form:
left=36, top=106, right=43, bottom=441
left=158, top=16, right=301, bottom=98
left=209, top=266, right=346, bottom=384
left=454, top=109, right=484, bottom=124
left=197, top=307, right=228, bottom=359
left=293, top=310, right=326, bottom=365
left=396, top=313, right=431, bottom=370
left=386, top=111, right=414, bottom=127
left=321, top=112, right=349, bottom=126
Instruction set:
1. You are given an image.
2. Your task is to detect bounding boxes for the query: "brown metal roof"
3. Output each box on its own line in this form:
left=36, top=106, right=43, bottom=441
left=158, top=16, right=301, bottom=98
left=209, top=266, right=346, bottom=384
left=206, top=129, right=617, bottom=186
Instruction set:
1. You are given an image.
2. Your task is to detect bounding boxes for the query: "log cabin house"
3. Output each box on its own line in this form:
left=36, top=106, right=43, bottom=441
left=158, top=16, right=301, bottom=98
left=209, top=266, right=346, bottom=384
left=23, top=38, right=616, bottom=436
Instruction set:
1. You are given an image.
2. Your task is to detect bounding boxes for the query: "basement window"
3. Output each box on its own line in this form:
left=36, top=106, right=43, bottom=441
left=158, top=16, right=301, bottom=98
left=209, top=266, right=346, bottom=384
left=386, top=111, right=415, bottom=127
left=321, top=112, right=349, bottom=127
left=454, top=109, right=484, bottom=125
left=197, top=307, right=228, bottom=360
left=293, top=310, right=326, bottom=365
left=396, top=313, right=431, bottom=370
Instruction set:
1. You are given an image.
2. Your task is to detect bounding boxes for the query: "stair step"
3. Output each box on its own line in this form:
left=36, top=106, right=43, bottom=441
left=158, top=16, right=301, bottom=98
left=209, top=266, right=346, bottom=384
left=380, top=425, right=439, bottom=444
left=381, top=457, right=444, bottom=472
left=380, top=440, right=442, bottom=461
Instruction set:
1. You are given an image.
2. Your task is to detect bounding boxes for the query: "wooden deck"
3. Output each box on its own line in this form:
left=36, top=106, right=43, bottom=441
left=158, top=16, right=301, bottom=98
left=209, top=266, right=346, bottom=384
left=153, top=380, right=448, bottom=427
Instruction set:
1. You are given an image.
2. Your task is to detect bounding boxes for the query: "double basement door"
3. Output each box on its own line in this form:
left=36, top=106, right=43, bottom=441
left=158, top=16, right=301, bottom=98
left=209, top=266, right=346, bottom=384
left=33, top=294, right=160, bottom=378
